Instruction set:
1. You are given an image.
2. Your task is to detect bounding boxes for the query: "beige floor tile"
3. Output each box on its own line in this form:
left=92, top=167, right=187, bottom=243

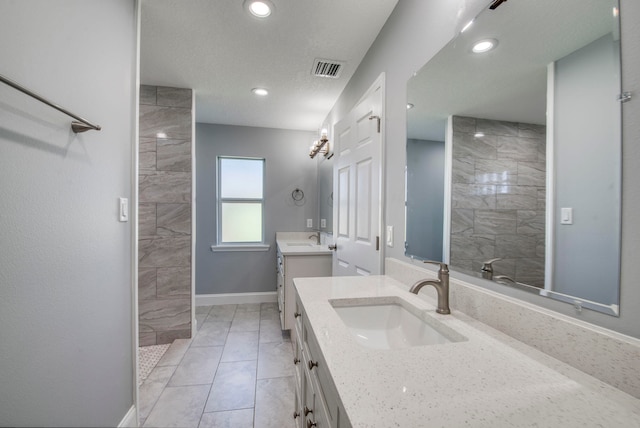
left=257, top=341, right=295, bottom=379
left=196, top=305, right=213, bottom=315
left=259, top=318, right=287, bottom=344
left=199, top=409, right=254, bottom=428
left=236, top=303, right=261, bottom=312
left=139, top=365, right=177, bottom=420
left=206, top=304, right=237, bottom=322
left=204, top=360, right=257, bottom=412
left=157, top=338, right=191, bottom=366
left=191, top=320, right=230, bottom=347
left=230, top=310, right=260, bottom=332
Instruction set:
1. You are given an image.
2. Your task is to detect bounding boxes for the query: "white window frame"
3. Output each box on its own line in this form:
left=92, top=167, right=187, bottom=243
left=215, top=156, right=267, bottom=250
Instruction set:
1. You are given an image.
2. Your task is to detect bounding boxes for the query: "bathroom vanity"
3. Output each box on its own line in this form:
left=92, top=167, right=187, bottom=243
left=276, top=233, right=332, bottom=338
left=293, top=274, right=640, bottom=427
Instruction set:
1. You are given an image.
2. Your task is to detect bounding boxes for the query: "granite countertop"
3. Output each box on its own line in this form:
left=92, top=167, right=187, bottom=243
left=294, top=275, right=640, bottom=427
left=276, top=239, right=332, bottom=256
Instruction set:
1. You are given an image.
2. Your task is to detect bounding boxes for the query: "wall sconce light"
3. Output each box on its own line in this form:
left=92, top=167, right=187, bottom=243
left=309, top=128, right=330, bottom=159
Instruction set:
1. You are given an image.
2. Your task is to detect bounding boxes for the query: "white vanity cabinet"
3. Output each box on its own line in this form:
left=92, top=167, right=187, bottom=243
left=276, top=243, right=331, bottom=337
left=293, top=291, right=351, bottom=428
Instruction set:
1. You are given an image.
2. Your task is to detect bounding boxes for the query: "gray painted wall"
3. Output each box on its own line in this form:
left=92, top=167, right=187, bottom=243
left=553, top=35, right=621, bottom=305
left=196, top=123, right=317, bottom=295
left=0, top=1, right=137, bottom=426
left=324, top=0, right=640, bottom=338
left=406, top=138, right=444, bottom=261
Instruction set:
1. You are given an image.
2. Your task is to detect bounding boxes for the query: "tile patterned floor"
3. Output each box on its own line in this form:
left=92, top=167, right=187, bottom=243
left=139, top=344, right=171, bottom=386
left=139, top=302, right=296, bottom=428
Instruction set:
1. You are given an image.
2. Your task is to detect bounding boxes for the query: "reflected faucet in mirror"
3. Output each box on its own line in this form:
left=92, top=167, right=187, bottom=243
left=409, top=261, right=450, bottom=314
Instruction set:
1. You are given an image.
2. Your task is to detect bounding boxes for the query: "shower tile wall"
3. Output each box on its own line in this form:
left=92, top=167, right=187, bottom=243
left=450, top=116, right=546, bottom=287
left=139, top=85, right=193, bottom=346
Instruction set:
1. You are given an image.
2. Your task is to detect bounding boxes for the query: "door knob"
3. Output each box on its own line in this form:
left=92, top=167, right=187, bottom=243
left=328, top=244, right=337, bottom=251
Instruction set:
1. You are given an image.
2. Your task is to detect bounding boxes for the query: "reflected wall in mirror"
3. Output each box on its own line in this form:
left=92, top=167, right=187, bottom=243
left=318, top=154, right=333, bottom=233
left=406, top=0, right=622, bottom=315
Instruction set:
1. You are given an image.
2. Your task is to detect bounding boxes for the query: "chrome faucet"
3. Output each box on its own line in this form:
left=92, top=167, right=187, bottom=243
left=308, top=232, right=320, bottom=245
left=409, top=261, right=451, bottom=314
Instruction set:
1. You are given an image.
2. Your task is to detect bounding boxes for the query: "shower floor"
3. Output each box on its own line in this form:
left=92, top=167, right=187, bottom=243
left=138, top=343, right=171, bottom=386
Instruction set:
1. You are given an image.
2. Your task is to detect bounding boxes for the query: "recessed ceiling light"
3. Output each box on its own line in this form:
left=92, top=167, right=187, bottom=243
left=244, top=0, right=274, bottom=18
left=252, top=88, right=269, bottom=96
left=472, top=39, right=498, bottom=53
left=406, top=103, right=414, bottom=110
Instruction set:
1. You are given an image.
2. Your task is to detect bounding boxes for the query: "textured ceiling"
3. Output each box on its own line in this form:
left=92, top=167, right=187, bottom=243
left=140, top=0, right=399, bottom=131
left=407, top=0, right=615, bottom=141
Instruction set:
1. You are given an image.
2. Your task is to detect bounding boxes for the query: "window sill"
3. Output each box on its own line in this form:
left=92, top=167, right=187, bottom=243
left=210, top=244, right=271, bottom=253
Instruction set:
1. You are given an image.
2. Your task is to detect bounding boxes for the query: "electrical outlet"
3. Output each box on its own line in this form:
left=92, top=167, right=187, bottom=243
left=306, top=218, right=313, bottom=228
left=320, top=218, right=326, bottom=228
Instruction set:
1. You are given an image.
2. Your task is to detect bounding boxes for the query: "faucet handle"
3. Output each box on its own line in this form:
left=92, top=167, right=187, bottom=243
left=423, top=260, right=449, bottom=273
left=481, top=258, right=502, bottom=272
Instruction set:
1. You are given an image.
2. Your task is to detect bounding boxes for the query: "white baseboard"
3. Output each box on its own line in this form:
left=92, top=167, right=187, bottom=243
left=196, top=291, right=277, bottom=306
left=118, top=405, right=137, bottom=427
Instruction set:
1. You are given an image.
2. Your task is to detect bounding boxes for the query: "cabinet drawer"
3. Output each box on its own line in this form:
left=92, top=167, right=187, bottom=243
left=305, top=320, right=338, bottom=425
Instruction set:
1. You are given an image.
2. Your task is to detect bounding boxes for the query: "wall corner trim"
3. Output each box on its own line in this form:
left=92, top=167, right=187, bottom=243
left=118, top=405, right=138, bottom=428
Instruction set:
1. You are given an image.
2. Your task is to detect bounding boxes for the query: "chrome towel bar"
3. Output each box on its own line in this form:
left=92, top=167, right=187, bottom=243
left=0, top=73, right=101, bottom=133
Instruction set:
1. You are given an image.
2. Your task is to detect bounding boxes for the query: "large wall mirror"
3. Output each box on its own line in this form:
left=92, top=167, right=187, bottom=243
left=318, top=154, right=333, bottom=234
left=406, top=0, right=622, bottom=315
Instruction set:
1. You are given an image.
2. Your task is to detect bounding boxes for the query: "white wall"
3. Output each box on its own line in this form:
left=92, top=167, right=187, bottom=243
left=196, top=123, right=317, bottom=295
left=325, top=0, right=640, bottom=338
left=0, top=1, right=138, bottom=425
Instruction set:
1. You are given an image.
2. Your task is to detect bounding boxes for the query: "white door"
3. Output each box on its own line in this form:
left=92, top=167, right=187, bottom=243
left=332, top=76, right=384, bottom=276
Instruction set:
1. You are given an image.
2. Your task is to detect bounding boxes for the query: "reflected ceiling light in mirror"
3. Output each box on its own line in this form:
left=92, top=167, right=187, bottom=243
left=461, top=19, right=474, bottom=33
left=472, top=39, right=498, bottom=53
left=244, top=0, right=274, bottom=18
left=474, top=132, right=485, bottom=138
left=252, top=87, right=269, bottom=96
left=407, top=103, right=414, bottom=110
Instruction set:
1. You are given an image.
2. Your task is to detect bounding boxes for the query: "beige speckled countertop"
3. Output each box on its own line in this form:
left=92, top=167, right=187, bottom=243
left=294, top=275, right=640, bottom=427
left=276, top=239, right=332, bottom=256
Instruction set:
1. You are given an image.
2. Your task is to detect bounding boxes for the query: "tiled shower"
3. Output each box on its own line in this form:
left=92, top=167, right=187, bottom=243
left=138, top=85, right=193, bottom=345
left=450, top=115, right=546, bottom=287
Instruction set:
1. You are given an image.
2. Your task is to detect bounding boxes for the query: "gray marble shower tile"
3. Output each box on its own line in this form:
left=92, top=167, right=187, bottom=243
left=157, top=139, right=192, bottom=172
left=157, top=203, right=191, bottom=236
left=452, top=158, right=475, bottom=184
left=157, top=86, right=193, bottom=109
left=452, top=184, right=496, bottom=209
left=496, top=186, right=538, bottom=210
left=257, top=341, right=294, bottom=379
left=199, top=409, right=254, bottom=428
left=496, top=136, right=539, bottom=161
left=450, top=234, right=495, bottom=260
left=157, top=329, right=191, bottom=345
left=452, top=116, right=476, bottom=133
left=517, top=210, right=546, bottom=235
left=515, top=257, right=545, bottom=288
left=535, top=234, right=546, bottom=258
left=254, top=377, right=296, bottom=428
left=139, top=137, right=156, bottom=171
left=449, top=258, right=473, bottom=272
left=139, top=104, right=192, bottom=139
left=452, top=132, right=497, bottom=160
left=221, top=331, right=259, bottom=362
left=474, top=210, right=517, bottom=235
left=168, top=346, right=223, bottom=386
left=204, top=360, right=257, bottom=412
left=140, top=85, right=157, bottom=106
left=139, top=203, right=157, bottom=237
left=518, top=122, right=546, bottom=138
left=474, top=159, right=518, bottom=184
left=157, top=266, right=191, bottom=298
left=537, top=188, right=547, bottom=211
left=143, top=384, right=209, bottom=427
left=139, top=298, right=191, bottom=331
left=536, top=138, right=547, bottom=162
left=139, top=236, right=191, bottom=267
left=451, top=208, right=474, bottom=234
left=517, top=162, right=546, bottom=187
left=139, top=170, right=191, bottom=203
left=476, top=118, right=519, bottom=136
left=207, top=304, right=238, bottom=322
left=495, top=234, right=537, bottom=258
left=191, top=321, right=230, bottom=347
left=139, top=332, right=157, bottom=347
left=139, top=267, right=157, bottom=300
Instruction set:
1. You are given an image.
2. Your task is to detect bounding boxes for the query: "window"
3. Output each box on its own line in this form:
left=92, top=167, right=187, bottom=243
left=218, top=157, right=265, bottom=244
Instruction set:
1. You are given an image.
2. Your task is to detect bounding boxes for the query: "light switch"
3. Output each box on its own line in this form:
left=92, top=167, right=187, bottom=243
left=560, top=207, right=573, bottom=225
left=320, top=218, right=326, bottom=228
left=306, top=218, right=313, bottom=228
left=386, top=225, right=394, bottom=247
left=119, top=197, right=129, bottom=222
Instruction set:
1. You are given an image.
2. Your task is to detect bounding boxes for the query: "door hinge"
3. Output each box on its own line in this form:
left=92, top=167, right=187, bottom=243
left=369, top=115, right=381, bottom=133
left=617, top=91, right=632, bottom=103
left=376, top=236, right=380, bottom=251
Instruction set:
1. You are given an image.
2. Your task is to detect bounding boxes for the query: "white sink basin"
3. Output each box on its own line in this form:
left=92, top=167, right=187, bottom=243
left=331, top=298, right=465, bottom=350
left=286, top=243, right=313, bottom=247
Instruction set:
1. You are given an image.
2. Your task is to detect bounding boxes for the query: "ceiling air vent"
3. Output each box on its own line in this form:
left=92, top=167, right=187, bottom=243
left=312, top=58, right=345, bottom=79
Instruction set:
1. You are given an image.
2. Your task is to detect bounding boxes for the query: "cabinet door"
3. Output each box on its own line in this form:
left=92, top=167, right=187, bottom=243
left=277, top=271, right=285, bottom=328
